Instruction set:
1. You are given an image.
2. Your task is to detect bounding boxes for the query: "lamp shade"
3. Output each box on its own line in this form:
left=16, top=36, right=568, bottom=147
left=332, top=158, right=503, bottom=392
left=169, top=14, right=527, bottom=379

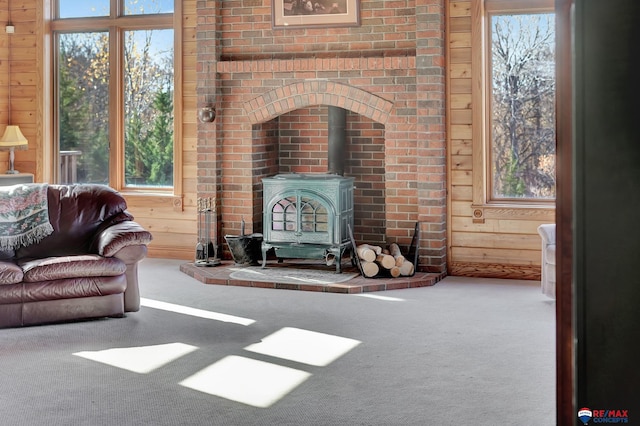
left=0, top=125, right=28, bottom=151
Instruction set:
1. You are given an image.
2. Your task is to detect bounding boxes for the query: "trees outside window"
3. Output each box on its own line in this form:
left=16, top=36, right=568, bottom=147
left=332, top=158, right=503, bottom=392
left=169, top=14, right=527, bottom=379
left=54, top=0, right=174, bottom=188
left=123, top=29, right=174, bottom=187
left=58, top=32, right=110, bottom=184
left=489, top=12, right=555, bottom=200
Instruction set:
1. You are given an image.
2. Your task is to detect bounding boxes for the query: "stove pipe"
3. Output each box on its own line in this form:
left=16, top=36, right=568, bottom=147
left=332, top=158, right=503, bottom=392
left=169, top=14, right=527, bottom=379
left=327, top=106, right=346, bottom=176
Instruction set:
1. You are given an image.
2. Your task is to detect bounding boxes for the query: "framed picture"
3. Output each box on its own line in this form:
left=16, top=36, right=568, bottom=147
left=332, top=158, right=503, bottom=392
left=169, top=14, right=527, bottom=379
left=272, top=0, right=360, bottom=28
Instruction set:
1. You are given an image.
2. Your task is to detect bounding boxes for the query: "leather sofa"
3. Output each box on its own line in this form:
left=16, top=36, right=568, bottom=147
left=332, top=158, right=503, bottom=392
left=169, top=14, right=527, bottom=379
left=0, top=184, right=153, bottom=328
left=537, top=224, right=556, bottom=299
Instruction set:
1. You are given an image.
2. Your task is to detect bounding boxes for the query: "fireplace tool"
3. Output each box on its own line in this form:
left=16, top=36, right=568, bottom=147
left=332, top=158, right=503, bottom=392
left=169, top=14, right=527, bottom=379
left=195, top=197, right=221, bottom=266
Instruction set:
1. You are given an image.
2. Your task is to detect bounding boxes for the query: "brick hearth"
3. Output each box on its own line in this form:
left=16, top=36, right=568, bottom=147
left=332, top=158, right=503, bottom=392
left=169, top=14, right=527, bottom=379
left=180, top=261, right=444, bottom=294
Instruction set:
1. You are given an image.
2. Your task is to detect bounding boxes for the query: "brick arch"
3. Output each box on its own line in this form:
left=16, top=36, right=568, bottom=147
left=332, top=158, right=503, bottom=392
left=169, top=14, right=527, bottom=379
left=244, top=80, right=394, bottom=125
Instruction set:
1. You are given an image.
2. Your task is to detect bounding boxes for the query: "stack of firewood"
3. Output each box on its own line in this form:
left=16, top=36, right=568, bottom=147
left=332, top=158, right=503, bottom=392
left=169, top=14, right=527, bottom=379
left=355, top=243, right=415, bottom=278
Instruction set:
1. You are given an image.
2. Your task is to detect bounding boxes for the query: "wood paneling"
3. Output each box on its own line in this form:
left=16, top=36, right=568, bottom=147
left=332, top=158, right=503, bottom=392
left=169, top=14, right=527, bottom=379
left=450, top=184, right=472, bottom=201
left=2, top=1, right=38, bottom=177
left=449, top=262, right=540, bottom=280
left=449, top=93, right=472, bottom=109
left=451, top=139, right=472, bottom=155
left=451, top=216, right=546, bottom=235
left=452, top=231, right=541, bottom=251
left=445, top=0, right=554, bottom=279
left=451, top=247, right=538, bottom=265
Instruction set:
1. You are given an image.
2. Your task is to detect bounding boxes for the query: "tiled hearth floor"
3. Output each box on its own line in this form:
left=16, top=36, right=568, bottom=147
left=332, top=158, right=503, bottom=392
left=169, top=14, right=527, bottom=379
left=180, top=259, right=444, bottom=294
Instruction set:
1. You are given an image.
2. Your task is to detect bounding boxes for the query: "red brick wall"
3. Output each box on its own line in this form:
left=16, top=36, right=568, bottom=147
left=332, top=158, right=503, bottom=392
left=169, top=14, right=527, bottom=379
left=276, top=107, right=387, bottom=242
left=218, top=0, right=417, bottom=59
left=196, top=0, right=446, bottom=273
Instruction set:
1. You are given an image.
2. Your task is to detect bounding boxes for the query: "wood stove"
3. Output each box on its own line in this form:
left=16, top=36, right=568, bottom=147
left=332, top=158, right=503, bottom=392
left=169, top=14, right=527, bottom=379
left=261, top=173, right=354, bottom=273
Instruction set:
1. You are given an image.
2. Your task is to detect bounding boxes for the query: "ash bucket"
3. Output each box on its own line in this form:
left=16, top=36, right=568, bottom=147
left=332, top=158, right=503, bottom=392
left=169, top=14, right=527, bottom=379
left=224, top=233, right=263, bottom=265
left=224, top=218, right=262, bottom=265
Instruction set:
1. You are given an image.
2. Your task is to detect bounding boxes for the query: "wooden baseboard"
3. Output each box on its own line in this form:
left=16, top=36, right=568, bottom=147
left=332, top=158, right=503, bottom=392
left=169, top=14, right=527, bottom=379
left=449, top=262, right=541, bottom=281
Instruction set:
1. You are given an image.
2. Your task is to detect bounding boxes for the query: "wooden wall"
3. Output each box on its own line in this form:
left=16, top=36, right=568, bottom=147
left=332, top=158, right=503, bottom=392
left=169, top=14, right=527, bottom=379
left=2, top=0, right=38, bottom=177
left=446, top=0, right=554, bottom=279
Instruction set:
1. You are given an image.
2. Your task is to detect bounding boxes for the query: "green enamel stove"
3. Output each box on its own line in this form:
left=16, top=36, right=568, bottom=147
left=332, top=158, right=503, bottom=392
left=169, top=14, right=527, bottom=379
left=261, top=173, right=355, bottom=273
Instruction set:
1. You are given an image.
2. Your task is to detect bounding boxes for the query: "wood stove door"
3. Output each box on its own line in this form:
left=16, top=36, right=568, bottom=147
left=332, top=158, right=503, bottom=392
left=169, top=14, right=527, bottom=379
left=266, top=191, right=335, bottom=245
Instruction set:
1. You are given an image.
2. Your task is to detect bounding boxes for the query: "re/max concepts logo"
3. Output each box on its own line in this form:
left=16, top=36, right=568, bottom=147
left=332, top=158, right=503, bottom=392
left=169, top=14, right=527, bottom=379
left=578, top=408, right=629, bottom=424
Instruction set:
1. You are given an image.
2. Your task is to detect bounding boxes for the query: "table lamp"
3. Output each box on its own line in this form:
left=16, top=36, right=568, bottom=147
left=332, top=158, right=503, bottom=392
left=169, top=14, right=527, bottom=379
left=0, top=125, right=28, bottom=174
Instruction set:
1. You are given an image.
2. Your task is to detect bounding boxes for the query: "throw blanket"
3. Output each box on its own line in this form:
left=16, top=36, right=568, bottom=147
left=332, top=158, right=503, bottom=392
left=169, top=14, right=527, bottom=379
left=0, top=184, right=54, bottom=251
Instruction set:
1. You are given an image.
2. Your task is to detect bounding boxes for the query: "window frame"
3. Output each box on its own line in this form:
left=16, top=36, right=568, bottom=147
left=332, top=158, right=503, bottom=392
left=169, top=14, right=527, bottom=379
left=49, top=0, right=182, bottom=195
left=470, top=0, right=555, bottom=223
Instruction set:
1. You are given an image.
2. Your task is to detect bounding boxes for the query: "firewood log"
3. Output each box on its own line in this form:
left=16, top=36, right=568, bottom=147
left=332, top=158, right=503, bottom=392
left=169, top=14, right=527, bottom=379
left=388, top=243, right=405, bottom=266
left=399, top=260, right=414, bottom=276
left=376, top=253, right=396, bottom=270
left=358, top=243, right=382, bottom=255
left=361, top=261, right=380, bottom=278
left=389, top=266, right=401, bottom=278
left=356, top=245, right=377, bottom=262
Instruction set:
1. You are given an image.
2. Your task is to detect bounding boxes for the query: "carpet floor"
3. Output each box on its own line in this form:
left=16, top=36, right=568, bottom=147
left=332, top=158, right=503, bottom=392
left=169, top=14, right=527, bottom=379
left=0, top=258, right=556, bottom=426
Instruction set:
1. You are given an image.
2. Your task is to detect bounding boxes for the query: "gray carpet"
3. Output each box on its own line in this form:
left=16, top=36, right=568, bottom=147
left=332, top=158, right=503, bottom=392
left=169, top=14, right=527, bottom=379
left=0, top=258, right=556, bottom=426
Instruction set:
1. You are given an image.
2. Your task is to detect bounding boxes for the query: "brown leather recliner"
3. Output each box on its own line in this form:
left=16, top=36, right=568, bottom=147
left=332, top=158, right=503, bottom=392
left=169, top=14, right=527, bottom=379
left=0, top=184, right=153, bottom=328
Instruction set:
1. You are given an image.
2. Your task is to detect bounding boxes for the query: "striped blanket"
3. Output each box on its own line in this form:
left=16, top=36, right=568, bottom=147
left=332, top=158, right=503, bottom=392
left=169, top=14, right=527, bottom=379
left=0, top=184, right=54, bottom=251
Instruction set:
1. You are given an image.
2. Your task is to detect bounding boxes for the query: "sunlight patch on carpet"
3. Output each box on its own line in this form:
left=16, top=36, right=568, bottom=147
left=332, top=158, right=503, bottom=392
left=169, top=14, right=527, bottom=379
left=229, top=266, right=358, bottom=285
left=352, top=293, right=406, bottom=302
left=244, top=327, right=361, bottom=367
left=141, top=298, right=255, bottom=326
left=179, top=355, right=311, bottom=408
left=73, top=343, right=198, bottom=374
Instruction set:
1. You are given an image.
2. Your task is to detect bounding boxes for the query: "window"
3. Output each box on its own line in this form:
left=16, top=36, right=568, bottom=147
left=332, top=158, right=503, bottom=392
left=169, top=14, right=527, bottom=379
left=52, top=0, right=176, bottom=190
left=490, top=12, right=555, bottom=200
left=472, top=0, right=555, bottom=211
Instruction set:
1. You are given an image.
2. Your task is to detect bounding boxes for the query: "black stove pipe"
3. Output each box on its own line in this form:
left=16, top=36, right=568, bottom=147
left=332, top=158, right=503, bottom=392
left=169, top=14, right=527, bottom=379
left=328, top=106, right=346, bottom=176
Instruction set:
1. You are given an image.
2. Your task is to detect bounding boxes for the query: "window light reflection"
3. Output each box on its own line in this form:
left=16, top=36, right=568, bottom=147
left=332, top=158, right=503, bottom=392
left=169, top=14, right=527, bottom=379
left=141, top=298, right=255, bottom=326
left=73, top=342, right=198, bottom=374
left=244, top=327, right=361, bottom=367
left=179, top=355, right=311, bottom=408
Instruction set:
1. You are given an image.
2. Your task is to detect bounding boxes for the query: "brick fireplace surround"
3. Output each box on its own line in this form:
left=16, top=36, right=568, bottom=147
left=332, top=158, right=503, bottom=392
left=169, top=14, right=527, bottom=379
left=193, top=0, right=447, bottom=281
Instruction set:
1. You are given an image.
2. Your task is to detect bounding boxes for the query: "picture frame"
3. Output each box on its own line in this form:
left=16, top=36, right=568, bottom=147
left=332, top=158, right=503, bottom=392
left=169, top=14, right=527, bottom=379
left=272, top=0, right=360, bottom=29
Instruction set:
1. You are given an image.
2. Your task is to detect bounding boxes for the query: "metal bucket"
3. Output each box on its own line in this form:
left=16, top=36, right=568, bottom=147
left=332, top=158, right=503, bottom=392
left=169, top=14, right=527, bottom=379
left=224, top=233, right=263, bottom=265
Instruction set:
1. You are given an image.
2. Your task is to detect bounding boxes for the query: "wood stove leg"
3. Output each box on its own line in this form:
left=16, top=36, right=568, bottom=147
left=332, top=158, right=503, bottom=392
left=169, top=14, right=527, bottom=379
left=261, top=243, right=269, bottom=268
left=329, top=247, right=343, bottom=273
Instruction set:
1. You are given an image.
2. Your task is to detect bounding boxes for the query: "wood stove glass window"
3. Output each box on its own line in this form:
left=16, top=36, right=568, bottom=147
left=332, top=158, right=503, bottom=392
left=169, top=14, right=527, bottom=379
left=271, top=195, right=329, bottom=233
left=300, top=197, right=328, bottom=232
left=272, top=197, right=297, bottom=231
